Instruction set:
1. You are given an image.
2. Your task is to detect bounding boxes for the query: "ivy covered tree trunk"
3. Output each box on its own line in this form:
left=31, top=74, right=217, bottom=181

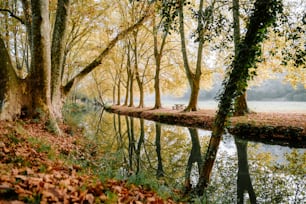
left=233, top=0, right=249, bottom=116
left=196, top=0, right=282, bottom=195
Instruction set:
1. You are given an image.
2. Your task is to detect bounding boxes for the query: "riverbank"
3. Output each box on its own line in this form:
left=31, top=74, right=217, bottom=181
left=0, top=120, right=179, bottom=203
left=105, top=105, right=306, bottom=148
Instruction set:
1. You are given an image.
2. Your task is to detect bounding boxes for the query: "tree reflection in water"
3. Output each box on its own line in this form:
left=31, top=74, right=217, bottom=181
left=235, top=137, right=256, bottom=203
left=155, top=123, right=165, bottom=178
left=75, top=109, right=306, bottom=203
left=184, top=128, right=203, bottom=193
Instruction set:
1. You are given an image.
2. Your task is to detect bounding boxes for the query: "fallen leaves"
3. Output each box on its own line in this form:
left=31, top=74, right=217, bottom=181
left=0, top=121, right=181, bottom=203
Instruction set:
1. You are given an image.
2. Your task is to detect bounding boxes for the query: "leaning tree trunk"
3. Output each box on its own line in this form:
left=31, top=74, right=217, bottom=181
left=196, top=0, right=281, bottom=195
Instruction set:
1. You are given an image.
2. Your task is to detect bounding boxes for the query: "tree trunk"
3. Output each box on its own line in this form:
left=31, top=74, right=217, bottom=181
left=178, top=0, right=192, bottom=90
left=128, top=71, right=134, bottom=107
left=196, top=0, right=280, bottom=195
left=21, top=0, right=32, bottom=52
left=154, top=63, right=162, bottom=109
left=137, top=81, right=144, bottom=108
left=234, top=92, right=249, bottom=116
left=153, top=15, right=167, bottom=109
left=112, top=85, right=116, bottom=104
left=29, top=0, right=60, bottom=133
left=0, top=36, right=28, bottom=120
left=124, top=75, right=129, bottom=106
left=233, top=0, right=249, bottom=116
left=51, top=0, right=70, bottom=119
left=186, top=79, right=200, bottom=111
left=133, top=32, right=144, bottom=108
left=178, top=0, right=207, bottom=111
left=116, top=77, right=121, bottom=105
left=124, top=46, right=131, bottom=106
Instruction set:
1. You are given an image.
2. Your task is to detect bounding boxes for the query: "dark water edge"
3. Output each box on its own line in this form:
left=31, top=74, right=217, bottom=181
left=68, top=103, right=306, bottom=203
left=105, top=106, right=306, bottom=148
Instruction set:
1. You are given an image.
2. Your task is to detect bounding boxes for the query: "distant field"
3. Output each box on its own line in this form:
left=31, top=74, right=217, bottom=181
left=145, top=100, right=306, bottom=113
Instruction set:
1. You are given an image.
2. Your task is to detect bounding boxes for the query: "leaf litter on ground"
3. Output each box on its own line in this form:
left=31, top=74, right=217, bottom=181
left=0, top=120, right=182, bottom=203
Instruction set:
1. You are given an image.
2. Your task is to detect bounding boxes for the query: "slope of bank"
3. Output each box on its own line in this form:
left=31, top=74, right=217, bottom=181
left=0, top=120, right=180, bottom=203
left=105, top=105, right=306, bottom=148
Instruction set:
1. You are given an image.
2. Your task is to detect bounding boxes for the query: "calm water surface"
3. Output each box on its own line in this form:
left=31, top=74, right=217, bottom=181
left=74, top=106, right=306, bottom=203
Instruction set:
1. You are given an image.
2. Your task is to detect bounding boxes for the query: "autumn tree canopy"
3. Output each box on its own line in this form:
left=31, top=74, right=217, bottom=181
left=0, top=0, right=304, bottom=127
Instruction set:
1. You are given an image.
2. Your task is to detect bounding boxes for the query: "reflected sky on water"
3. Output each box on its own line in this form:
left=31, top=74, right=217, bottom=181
left=73, top=107, right=305, bottom=203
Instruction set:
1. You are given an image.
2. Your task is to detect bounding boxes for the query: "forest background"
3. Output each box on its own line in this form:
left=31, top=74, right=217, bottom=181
left=0, top=0, right=305, bottom=124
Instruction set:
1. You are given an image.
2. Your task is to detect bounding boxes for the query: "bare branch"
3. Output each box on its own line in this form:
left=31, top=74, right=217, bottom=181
left=0, top=8, right=25, bottom=25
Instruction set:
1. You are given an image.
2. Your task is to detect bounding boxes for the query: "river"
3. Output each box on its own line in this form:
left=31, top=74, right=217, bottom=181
left=67, top=103, right=306, bottom=203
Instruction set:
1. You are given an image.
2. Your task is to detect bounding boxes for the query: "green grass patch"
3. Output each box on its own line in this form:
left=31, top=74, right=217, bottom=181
left=27, top=137, right=56, bottom=160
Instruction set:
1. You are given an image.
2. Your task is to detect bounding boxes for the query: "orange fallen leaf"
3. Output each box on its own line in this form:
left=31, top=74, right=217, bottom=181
left=0, top=182, right=13, bottom=190
left=85, top=193, right=95, bottom=204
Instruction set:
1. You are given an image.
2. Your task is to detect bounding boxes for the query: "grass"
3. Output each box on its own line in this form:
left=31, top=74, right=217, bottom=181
left=27, top=136, right=56, bottom=160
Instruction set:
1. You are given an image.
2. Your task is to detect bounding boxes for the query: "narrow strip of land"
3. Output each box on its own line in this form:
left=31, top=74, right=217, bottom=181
left=105, top=105, right=306, bottom=148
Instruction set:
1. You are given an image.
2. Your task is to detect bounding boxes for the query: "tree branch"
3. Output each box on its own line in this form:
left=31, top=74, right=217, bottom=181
left=0, top=8, right=25, bottom=25
left=63, top=6, right=153, bottom=95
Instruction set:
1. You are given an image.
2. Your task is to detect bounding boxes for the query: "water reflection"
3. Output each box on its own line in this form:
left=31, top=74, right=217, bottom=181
left=235, top=138, right=256, bottom=203
left=77, top=109, right=306, bottom=203
left=156, top=123, right=165, bottom=178
left=184, top=128, right=202, bottom=193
